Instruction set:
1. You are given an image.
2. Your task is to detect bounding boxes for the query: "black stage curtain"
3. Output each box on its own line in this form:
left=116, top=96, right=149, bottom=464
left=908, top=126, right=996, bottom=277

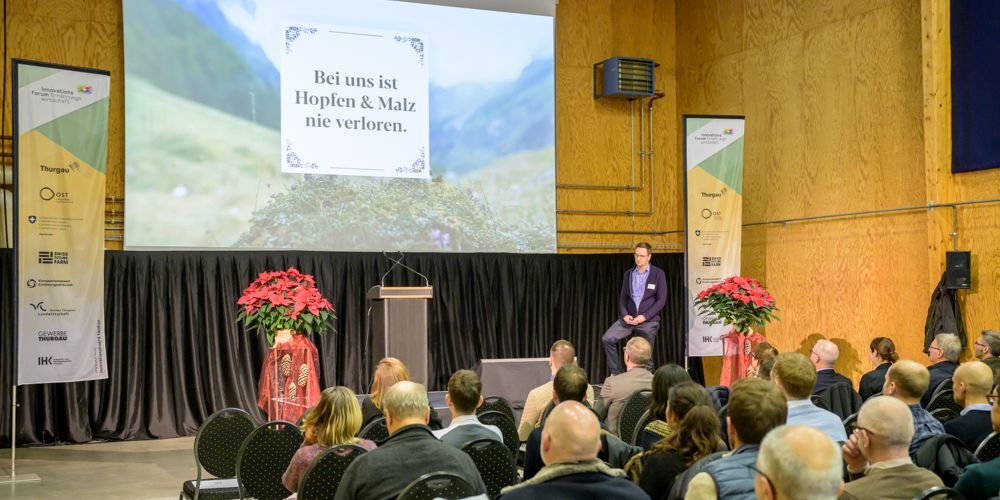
left=0, top=250, right=697, bottom=446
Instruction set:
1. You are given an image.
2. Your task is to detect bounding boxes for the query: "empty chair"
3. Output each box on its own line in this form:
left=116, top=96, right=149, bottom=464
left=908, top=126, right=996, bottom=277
left=180, top=407, right=256, bottom=500
left=616, top=389, right=652, bottom=440
left=297, top=444, right=368, bottom=500
left=477, top=411, right=519, bottom=457
left=358, top=416, right=389, bottom=443
left=397, top=472, right=477, bottom=500
left=477, top=396, right=516, bottom=424
left=462, top=438, right=517, bottom=499
left=631, top=408, right=655, bottom=447
left=913, top=434, right=979, bottom=487
left=973, top=431, right=1000, bottom=462
left=236, top=420, right=303, bottom=500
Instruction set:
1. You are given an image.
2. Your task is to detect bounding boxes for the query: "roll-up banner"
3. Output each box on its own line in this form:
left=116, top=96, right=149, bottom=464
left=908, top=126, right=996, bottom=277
left=14, top=60, right=109, bottom=385
left=684, top=115, right=745, bottom=357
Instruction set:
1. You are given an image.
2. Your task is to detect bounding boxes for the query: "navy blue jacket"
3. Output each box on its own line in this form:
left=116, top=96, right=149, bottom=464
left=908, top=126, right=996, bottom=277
left=944, top=409, right=993, bottom=452
left=922, top=361, right=958, bottom=407
left=500, top=472, right=649, bottom=500
left=618, top=265, right=668, bottom=323
left=812, top=369, right=853, bottom=395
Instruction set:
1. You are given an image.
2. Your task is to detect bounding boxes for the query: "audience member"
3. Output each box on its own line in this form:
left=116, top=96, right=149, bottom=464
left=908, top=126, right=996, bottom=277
left=523, top=365, right=591, bottom=480
left=434, top=369, right=502, bottom=447
left=500, top=401, right=648, bottom=499
left=754, top=425, right=843, bottom=500
left=921, top=332, right=960, bottom=407
left=758, top=356, right=777, bottom=381
left=839, top=396, right=943, bottom=500
left=881, top=360, right=944, bottom=455
left=859, top=337, right=897, bottom=400
left=974, top=329, right=1000, bottom=383
left=361, top=357, right=442, bottom=430
left=747, top=342, right=778, bottom=379
left=943, top=361, right=994, bottom=451
left=640, top=363, right=691, bottom=449
left=597, top=337, right=654, bottom=435
left=518, top=340, right=595, bottom=441
left=282, top=386, right=377, bottom=494
left=810, top=339, right=852, bottom=395
left=637, top=382, right=725, bottom=500
left=954, top=383, right=1000, bottom=499
left=336, top=381, right=486, bottom=498
left=771, top=353, right=847, bottom=442
left=684, top=378, right=787, bottom=500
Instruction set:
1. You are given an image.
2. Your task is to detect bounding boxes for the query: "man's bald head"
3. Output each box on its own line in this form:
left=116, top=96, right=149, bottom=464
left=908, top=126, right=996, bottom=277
left=811, top=339, right=839, bottom=368
left=857, top=396, right=914, bottom=450
left=540, top=401, right=601, bottom=465
left=756, top=425, right=842, bottom=500
left=884, top=360, right=930, bottom=402
left=953, top=361, right=994, bottom=407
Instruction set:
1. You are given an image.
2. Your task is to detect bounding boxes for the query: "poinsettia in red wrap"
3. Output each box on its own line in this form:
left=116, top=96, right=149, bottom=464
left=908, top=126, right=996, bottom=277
left=237, top=267, right=336, bottom=345
left=694, top=275, right=779, bottom=334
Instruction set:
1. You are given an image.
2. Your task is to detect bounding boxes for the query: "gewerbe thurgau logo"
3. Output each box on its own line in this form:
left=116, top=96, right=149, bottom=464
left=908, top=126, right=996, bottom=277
left=37, top=330, right=68, bottom=342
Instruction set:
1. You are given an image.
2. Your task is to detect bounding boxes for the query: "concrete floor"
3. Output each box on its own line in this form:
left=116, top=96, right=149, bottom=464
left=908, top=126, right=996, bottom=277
left=0, top=437, right=196, bottom=499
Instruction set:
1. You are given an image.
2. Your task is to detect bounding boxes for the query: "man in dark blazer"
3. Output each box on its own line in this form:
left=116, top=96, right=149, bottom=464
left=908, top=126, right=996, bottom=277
left=810, top=339, right=853, bottom=395
left=922, top=333, right=961, bottom=407
left=601, top=242, right=667, bottom=374
left=944, top=361, right=994, bottom=452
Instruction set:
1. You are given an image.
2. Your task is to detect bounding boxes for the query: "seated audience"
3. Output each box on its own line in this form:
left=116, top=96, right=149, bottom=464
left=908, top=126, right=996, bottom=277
left=859, top=337, right=897, bottom=400
left=361, top=357, right=442, bottom=430
left=810, top=339, right=853, bottom=395
left=747, top=342, right=778, bottom=379
left=754, top=425, right=843, bottom=500
left=637, top=382, right=725, bottom=500
left=684, top=378, right=787, bottom=500
left=758, top=356, right=777, bottom=381
left=499, top=401, right=648, bottom=499
left=954, top=383, right=1000, bottom=499
left=518, top=340, right=595, bottom=441
left=433, top=369, right=502, bottom=447
left=839, top=396, right=943, bottom=500
left=973, top=329, right=1000, bottom=383
left=336, top=381, right=486, bottom=498
left=281, top=386, right=377, bottom=494
left=640, top=363, right=691, bottom=449
left=921, top=332, right=961, bottom=407
left=523, top=365, right=591, bottom=480
left=881, top=360, right=944, bottom=455
left=771, top=353, right=848, bottom=442
left=943, top=360, right=994, bottom=451
left=596, top=337, right=654, bottom=435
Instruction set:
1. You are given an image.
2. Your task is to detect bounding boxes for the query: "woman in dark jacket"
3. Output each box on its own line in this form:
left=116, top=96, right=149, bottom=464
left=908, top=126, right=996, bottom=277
left=859, top=337, right=898, bottom=400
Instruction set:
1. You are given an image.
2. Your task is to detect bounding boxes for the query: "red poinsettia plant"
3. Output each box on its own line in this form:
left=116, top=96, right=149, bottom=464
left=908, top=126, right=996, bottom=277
left=695, top=275, right=779, bottom=334
left=236, top=267, right=336, bottom=345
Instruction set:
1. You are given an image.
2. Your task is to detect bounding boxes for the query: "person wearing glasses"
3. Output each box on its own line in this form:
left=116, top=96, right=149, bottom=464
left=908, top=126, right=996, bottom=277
left=601, top=242, right=667, bottom=375
left=943, top=361, right=995, bottom=452
left=809, top=339, right=852, bottom=395
left=921, top=333, right=961, bottom=407
left=954, top=383, right=1000, bottom=499
left=839, top=396, right=943, bottom=500
left=753, top=425, right=843, bottom=500
left=973, top=329, right=1000, bottom=383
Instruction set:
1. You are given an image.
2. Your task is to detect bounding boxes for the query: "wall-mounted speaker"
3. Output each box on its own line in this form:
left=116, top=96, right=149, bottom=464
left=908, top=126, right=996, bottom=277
left=944, top=251, right=971, bottom=289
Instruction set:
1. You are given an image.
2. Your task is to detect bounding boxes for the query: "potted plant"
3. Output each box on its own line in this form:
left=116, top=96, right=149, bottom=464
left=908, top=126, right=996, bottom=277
left=694, top=275, right=779, bottom=334
left=237, top=267, right=336, bottom=345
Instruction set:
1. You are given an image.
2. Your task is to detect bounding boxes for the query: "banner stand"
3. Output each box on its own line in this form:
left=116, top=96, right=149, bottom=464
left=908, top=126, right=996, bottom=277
left=1, top=387, right=41, bottom=484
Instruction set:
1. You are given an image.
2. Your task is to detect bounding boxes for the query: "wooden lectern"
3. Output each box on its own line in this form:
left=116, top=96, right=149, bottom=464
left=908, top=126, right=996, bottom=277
left=367, top=286, right=432, bottom=385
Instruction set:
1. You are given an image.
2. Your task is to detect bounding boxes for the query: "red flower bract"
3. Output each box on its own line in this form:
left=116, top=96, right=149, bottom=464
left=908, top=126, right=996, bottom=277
left=237, top=268, right=337, bottom=344
left=693, top=275, right=779, bottom=334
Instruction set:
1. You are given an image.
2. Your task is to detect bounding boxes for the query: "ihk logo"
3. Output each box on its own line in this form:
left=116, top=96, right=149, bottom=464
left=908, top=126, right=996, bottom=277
left=38, top=357, right=53, bottom=365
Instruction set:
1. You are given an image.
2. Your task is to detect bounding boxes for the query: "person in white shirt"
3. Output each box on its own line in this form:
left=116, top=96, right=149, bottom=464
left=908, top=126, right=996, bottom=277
left=433, top=369, right=502, bottom=448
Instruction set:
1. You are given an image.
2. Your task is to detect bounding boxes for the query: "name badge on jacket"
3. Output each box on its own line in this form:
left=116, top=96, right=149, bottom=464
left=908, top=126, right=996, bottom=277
left=647, top=284, right=656, bottom=290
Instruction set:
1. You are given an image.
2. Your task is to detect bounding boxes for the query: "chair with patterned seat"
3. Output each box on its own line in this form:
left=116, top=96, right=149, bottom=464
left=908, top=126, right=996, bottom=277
left=477, top=396, right=516, bottom=424
left=930, top=407, right=960, bottom=424
left=179, top=407, right=256, bottom=500
left=630, top=408, right=655, bottom=447
left=358, top=416, right=390, bottom=443
left=974, top=431, right=1000, bottom=462
left=397, top=472, right=477, bottom=500
left=462, top=438, right=517, bottom=499
left=477, top=411, right=519, bottom=457
left=296, top=444, right=368, bottom=500
left=616, top=389, right=652, bottom=441
left=926, top=390, right=964, bottom=415
left=236, top=420, right=303, bottom=500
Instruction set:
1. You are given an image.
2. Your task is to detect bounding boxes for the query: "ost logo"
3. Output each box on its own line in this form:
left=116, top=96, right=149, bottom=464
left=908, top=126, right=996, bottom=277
left=39, top=187, right=69, bottom=201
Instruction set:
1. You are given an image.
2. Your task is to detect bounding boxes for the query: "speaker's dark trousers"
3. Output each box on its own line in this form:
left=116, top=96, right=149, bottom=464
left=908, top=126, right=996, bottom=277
left=602, top=319, right=659, bottom=375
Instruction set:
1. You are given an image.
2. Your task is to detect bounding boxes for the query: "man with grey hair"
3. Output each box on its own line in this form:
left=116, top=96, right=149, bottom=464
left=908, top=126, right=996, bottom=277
left=973, top=329, right=1000, bottom=382
left=810, top=339, right=852, bottom=395
left=753, top=425, right=843, bottom=500
left=336, top=381, right=487, bottom=499
left=840, top=396, right=943, bottom=499
left=922, top=332, right=961, bottom=407
left=596, top=336, right=653, bottom=435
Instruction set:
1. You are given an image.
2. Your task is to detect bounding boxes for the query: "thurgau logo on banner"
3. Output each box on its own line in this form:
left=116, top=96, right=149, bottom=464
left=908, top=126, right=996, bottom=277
left=37, top=330, right=68, bottom=342
left=39, top=161, right=79, bottom=174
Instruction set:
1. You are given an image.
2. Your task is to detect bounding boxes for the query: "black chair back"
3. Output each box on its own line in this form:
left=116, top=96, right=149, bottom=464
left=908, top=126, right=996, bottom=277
left=974, top=431, right=1000, bottom=462
left=297, top=444, right=368, bottom=500
left=914, top=486, right=966, bottom=499
left=538, top=401, right=556, bottom=428
left=913, top=434, right=979, bottom=487
left=630, top=409, right=654, bottom=447
left=616, top=389, right=652, bottom=440
left=842, top=412, right=859, bottom=435
left=927, top=390, right=963, bottom=414
left=707, top=385, right=729, bottom=412
left=236, top=420, right=303, bottom=500
left=358, top=416, right=390, bottom=443
left=183, top=407, right=256, bottom=500
left=397, top=472, right=476, bottom=500
left=478, top=396, right=516, bottom=423
left=929, top=378, right=953, bottom=402
left=462, top=438, right=517, bottom=499
left=717, top=403, right=730, bottom=447
left=477, top=411, right=519, bottom=457
left=930, top=407, right=960, bottom=424
left=816, top=383, right=863, bottom=420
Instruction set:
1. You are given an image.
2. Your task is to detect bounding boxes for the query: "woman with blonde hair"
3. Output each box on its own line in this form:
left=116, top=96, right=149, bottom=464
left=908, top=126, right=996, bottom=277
left=282, top=386, right=376, bottom=493
left=360, top=357, right=443, bottom=429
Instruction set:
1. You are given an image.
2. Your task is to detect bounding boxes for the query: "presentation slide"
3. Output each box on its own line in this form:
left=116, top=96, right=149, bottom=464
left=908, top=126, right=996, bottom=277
left=123, top=0, right=555, bottom=252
